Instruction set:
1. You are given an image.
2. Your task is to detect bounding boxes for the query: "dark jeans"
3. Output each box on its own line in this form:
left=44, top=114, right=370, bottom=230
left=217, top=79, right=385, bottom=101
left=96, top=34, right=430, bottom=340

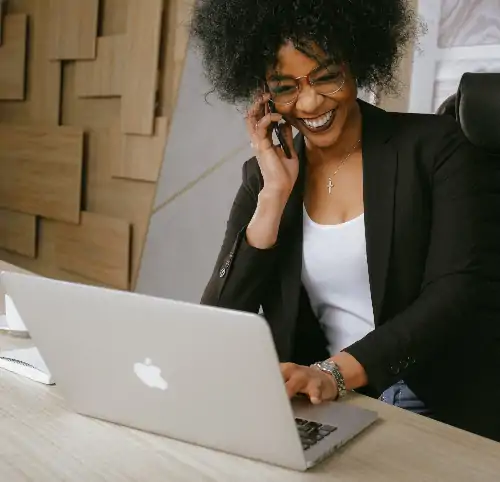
left=379, top=380, right=433, bottom=417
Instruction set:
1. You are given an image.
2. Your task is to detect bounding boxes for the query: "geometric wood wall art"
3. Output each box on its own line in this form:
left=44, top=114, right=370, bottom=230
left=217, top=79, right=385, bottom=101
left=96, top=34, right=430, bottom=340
left=75, top=35, right=125, bottom=98
left=111, top=116, right=168, bottom=182
left=49, top=211, right=131, bottom=290
left=48, top=0, right=99, bottom=60
left=23, top=0, right=63, bottom=126
left=0, top=0, right=191, bottom=293
left=0, top=125, right=84, bottom=224
left=0, top=14, right=28, bottom=100
left=0, top=209, right=36, bottom=258
left=0, top=0, right=6, bottom=46
left=121, top=0, right=163, bottom=135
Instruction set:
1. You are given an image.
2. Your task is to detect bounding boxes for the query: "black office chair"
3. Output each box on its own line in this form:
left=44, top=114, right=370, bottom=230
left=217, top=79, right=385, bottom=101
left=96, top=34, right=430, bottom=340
left=435, top=73, right=500, bottom=156
left=456, top=72, right=500, bottom=155
left=435, top=93, right=457, bottom=118
left=453, top=73, right=500, bottom=289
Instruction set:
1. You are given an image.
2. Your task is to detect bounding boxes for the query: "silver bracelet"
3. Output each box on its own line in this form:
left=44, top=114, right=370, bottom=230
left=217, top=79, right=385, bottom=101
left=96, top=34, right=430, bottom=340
left=311, top=360, right=348, bottom=399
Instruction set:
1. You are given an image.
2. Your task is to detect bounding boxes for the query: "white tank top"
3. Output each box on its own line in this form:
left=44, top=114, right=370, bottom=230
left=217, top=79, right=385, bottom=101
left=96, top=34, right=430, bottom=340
left=301, top=206, right=375, bottom=356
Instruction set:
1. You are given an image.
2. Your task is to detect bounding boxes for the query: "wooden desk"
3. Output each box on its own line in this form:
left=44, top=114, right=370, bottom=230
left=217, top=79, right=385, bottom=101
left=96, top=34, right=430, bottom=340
left=1, top=336, right=499, bottom=481
left=0, top=259, right=499, bottom=481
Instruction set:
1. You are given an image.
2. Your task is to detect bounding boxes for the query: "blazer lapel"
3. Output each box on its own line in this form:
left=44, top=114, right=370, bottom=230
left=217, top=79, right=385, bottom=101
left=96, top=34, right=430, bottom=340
left=359, top=101, right=398, bottom=323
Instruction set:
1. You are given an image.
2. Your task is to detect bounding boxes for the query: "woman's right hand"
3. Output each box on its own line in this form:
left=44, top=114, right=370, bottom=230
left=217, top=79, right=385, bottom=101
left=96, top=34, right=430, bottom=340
left=245, top=93, right=299, bottom=202
left=244, top=94, right=299, bottom=249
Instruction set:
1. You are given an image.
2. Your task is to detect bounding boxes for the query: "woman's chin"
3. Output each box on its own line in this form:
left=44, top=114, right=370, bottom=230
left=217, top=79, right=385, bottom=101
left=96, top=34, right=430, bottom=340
left=302, top=127, right=342, bottom=149
left=295, top=112, right=347, bottom=150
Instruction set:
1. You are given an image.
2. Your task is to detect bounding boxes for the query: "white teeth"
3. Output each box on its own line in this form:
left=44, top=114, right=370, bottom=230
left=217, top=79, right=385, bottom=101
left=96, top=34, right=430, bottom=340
left=302, top=110, right=334, bottom=129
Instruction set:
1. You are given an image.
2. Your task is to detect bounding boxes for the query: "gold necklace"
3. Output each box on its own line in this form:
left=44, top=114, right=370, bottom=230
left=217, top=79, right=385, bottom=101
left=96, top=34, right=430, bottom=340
left=327, top=139, right=361, bottom=194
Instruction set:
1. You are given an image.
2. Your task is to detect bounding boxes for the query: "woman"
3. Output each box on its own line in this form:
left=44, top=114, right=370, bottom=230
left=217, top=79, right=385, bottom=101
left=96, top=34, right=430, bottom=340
left=192, top=0, right=500, bottom=441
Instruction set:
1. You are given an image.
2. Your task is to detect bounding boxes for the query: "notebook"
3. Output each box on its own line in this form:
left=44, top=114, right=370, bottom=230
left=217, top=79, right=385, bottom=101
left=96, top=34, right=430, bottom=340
left=0, top=346, right=54, bottom=385
left=0, top=295, right=54, bottom=385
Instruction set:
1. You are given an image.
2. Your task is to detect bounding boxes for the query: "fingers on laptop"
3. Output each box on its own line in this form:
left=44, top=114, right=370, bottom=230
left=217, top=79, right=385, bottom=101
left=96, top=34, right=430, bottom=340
left=280, top=363, right=337, bottom=404
left=281, top=363, right=307, bottom=398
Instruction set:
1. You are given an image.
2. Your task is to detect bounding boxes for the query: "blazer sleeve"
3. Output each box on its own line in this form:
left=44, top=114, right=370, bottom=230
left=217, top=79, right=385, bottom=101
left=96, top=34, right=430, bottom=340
left=200, top=159, right=279, bottom=313
left=343, top=119, right=495, bottom=393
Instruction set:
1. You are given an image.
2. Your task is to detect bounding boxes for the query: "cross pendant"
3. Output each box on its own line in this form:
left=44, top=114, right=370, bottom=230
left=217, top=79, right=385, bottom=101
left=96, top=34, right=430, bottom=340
left=327, top=177, right=334, bottom=194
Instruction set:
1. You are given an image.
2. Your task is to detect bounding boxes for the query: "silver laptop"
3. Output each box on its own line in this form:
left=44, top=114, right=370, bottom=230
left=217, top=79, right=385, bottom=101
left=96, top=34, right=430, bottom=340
left=0, top=271, right=377, bottom=471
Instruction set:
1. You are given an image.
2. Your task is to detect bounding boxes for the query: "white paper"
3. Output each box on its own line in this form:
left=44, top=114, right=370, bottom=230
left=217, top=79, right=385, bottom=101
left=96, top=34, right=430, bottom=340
left=5, top=294, right=27, bottom=331
left=0, top=347, right=53, bottom=385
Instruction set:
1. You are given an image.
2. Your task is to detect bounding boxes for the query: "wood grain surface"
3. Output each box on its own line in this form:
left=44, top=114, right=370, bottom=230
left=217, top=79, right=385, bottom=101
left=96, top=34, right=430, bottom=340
left=0, top=14, right=27, bottom=100
left=75, top=35, right=125, bottom=98
left=121, top=0, right=163, bottom=135
left=48, top=211, right=131, bottom=289
left=0, top=209, right=36, bottom=258
left=111, top=116, right=168, bottom=181
left=48, top=0, right=99, bottom=60
left=0, top=124, right=84, bottom=223
left=0, top=0, right=62, bottom=125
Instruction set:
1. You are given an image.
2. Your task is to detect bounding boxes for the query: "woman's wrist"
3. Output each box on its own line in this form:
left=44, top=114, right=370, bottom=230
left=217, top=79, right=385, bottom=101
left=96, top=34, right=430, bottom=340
left=329, top=352, right=368, bottom=391
left=258, top=187, right=290, bottom=208
left=311, top=360, right=345, bottom=399
left=246, top=190, right=288, bottom=249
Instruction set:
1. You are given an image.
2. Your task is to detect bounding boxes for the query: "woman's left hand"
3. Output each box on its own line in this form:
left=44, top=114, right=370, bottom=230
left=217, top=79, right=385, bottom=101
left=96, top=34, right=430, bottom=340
left=280, top=363, right=338, bottom=404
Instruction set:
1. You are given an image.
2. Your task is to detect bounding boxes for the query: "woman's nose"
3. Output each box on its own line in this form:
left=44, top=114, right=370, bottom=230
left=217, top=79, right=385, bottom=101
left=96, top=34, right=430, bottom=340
left=295, top=84, right=324, bottom=114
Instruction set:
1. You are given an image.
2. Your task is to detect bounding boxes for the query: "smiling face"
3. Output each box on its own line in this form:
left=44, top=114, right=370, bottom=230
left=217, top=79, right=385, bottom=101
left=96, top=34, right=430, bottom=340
left=266, top=42, right=359, bottom=150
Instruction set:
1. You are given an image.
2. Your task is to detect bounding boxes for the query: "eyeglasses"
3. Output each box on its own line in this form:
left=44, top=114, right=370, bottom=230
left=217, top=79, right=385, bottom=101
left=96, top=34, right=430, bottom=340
left=267, top=64, right=345, bottom=106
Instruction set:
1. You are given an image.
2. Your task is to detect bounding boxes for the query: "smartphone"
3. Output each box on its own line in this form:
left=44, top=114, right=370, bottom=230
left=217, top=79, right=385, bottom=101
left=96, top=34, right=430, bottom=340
left=268, top=101, right=292, bottom=159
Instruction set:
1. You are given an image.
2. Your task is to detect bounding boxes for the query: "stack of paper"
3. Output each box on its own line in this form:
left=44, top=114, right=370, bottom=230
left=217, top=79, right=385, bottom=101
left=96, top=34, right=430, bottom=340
left=0, top=346, right=54, bottom=385
left=0, top=294, right=54, bottom=385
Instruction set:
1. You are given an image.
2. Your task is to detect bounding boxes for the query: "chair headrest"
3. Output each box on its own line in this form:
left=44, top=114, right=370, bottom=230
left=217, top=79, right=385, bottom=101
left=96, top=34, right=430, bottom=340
left=436, top=93, right=457, bottom=118
left=457, top=73, right=500, bottom=155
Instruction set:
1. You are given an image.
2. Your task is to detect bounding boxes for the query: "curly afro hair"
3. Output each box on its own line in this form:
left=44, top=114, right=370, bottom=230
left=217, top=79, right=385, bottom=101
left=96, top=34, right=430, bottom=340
left=191, top=0, right=418, bottom=105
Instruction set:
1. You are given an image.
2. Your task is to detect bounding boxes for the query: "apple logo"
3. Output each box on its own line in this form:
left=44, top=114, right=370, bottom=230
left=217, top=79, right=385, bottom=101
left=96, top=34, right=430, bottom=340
left=133, top=358, right=168, bottom=391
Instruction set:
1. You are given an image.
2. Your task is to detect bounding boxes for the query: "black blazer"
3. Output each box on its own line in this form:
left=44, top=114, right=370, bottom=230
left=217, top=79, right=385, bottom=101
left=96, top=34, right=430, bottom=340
left=201, top=100, right=500, bottom=441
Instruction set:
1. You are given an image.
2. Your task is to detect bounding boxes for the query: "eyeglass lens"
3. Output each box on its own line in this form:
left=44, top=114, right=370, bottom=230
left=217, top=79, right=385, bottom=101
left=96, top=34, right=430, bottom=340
left=268, top=64, right=343, bottom=105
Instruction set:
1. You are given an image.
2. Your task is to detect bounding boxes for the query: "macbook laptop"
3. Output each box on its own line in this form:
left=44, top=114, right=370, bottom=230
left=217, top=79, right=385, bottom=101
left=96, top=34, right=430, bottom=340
left=0, top=271, right=377, bottom=471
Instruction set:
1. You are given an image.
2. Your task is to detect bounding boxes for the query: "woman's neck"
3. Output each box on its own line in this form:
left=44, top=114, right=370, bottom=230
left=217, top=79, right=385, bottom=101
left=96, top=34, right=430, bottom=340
left=305, top=102, right=362, bottom=166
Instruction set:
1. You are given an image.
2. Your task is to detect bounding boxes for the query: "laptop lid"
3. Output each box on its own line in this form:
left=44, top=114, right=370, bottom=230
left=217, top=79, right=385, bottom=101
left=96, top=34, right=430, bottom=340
left=0, top=272, right=306, bottom=470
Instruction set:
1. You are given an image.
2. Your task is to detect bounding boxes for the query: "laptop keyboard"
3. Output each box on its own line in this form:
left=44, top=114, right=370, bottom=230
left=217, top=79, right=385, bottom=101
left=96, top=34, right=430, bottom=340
left=295, top=418, right=337, bottom=451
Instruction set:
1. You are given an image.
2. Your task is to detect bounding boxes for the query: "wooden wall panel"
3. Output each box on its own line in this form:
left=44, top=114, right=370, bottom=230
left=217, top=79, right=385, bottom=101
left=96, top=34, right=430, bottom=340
left=48, top=0, right=99, bottom=60
left=0, top=209, right=36, bottom=258
left=159, top=0, right=195, bottom=119
left=111, top=117, right=168, bottom=182
left=121, top=0, right=163, bottom=135
left=0, top=0, right=194, bottom=292
left=49, top=212, right=131, bottom=290
left=0, top=0, right=61, bottom=125
left=0, top=0, right=7, bottom=46
left=0, top=214, right=110, bottom=288
left=0, top=14, right=27, bottom=100
left=75, top=35, right=124, bottom=98
left=85, top=125, right=155, bottom=290
left=0, top=125, right=83, bottom=223
left=100, top=0, right=128, bottom=36
left=62, top=62, right=157, bottom=288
